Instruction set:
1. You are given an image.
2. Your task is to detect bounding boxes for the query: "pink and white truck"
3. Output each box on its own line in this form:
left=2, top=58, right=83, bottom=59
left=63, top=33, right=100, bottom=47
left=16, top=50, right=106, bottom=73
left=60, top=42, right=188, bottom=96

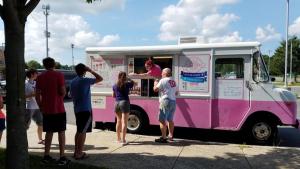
left=86, top=41, right=299, bottom=144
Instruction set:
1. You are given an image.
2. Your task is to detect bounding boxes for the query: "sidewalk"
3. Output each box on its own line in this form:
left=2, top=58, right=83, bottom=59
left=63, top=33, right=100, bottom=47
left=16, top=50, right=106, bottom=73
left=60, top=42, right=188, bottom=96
left=1, top=124, right=300, bottom=169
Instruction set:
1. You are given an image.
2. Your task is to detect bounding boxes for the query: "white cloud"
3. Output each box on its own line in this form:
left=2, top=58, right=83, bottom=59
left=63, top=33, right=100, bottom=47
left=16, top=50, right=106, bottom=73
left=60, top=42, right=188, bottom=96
left=23, top=12, right=120, bottom=63
left=158, top=0, right=241, bottom=43
left=99, top=35, right=120, bottom=46
left=255, top=24, right=281, bottom=42
left=289, top=16, right=300, bottom=36
left=35, top=0, right=125, bottom=14
left=208, top=31, right=242, bottom=43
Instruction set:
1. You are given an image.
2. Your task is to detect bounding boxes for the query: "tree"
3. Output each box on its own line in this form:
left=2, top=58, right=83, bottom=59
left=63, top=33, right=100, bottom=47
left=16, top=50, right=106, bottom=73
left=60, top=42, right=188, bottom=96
left=55, top=61, right=62, bottom=69
left=27, top=60, right=42, bottom=69
left=0, top=0, right=96, bottom=168
left=270, top=36, right=300, bottom=82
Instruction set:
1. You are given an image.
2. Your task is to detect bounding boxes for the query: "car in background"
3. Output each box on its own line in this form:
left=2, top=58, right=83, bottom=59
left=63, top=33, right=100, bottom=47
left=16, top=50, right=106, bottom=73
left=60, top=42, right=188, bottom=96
left=0, top=69, right=77, bottom=100
left=37, top=69, right=77, bottom=99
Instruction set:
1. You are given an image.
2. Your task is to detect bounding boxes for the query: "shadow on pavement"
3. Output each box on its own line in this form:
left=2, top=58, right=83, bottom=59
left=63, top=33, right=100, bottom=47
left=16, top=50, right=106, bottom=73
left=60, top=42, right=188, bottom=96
left=29, top=145, right=300, bottom=169
left=97, top=123, right=300, bottom=148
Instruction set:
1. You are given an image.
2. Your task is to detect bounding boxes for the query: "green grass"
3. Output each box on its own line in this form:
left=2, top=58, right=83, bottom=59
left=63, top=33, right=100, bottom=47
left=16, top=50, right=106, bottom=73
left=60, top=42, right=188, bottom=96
left=0, top=148, right=107, bottom=169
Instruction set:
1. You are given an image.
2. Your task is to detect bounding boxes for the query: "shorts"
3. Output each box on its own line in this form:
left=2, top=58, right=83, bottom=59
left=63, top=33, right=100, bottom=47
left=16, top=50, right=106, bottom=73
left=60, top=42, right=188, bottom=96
left=25, top=109, right=43, bottom=129
left=43, top=113, right=66, bottom=132
left=0, top=119, right=5, bottom=131
left=115, top=100, right=130, bottom=113
left=158, top=99, right=176, bottom=122
left=75, top=111, right=92, bottom=133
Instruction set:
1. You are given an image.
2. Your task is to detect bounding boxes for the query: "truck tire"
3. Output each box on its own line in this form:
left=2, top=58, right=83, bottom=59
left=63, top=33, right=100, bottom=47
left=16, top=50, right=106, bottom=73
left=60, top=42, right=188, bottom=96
left=127, top=109, right=146, bottom=134
left=245, top=119, right=277, bottom=145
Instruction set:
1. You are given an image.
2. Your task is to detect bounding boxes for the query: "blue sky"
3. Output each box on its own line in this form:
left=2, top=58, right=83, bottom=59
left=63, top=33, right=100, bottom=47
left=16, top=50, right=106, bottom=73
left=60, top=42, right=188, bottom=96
left=0, top=0, right=300, bottom=65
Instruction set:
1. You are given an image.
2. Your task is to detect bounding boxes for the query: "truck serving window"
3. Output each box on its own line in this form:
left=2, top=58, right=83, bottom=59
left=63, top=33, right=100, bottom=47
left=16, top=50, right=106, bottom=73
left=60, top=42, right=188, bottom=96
left=215, top=58, right=244, bottom=79
left=128, top=56, right=173, bottom=97
left=253, top=52, right=269, bottom=82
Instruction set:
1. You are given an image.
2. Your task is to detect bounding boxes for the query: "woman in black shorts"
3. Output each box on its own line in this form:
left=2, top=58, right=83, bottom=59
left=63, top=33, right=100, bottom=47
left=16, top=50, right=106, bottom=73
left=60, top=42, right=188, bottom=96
left=112, top=72, right=136, bottom=145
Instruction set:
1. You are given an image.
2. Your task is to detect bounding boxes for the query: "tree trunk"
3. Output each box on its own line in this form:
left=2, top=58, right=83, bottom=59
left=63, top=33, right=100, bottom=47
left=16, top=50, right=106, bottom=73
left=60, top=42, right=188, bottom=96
left=4, top=18, right=29, bottom=169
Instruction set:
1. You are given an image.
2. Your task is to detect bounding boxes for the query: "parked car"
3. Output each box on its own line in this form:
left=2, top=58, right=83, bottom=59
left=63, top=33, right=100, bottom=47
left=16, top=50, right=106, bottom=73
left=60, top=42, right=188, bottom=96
left=37, top=69, right=77, bottom=99
left=0, top=69, right=77, bottom=100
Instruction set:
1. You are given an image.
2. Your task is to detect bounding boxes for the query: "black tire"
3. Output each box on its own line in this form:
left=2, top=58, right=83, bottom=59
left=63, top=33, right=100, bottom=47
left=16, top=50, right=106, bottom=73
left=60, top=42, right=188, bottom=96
left=244, top=119, right=278, bottom=145
left=127, top=109, right=147, bottom=134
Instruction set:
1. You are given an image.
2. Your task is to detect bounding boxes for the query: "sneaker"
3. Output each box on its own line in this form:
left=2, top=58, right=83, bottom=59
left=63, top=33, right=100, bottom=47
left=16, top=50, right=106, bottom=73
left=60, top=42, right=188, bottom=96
left=155, top=137, right=168, bottom=143
left=41, top=155, right=56, bottom=165
left=57, top=156, right=71, bottom=166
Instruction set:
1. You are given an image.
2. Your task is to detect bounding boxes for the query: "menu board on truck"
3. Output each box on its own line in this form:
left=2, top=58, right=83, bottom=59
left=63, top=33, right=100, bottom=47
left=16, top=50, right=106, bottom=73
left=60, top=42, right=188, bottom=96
left=178, top=53, right=210, bottom=94
left=88, top=55, right=125, bottom=92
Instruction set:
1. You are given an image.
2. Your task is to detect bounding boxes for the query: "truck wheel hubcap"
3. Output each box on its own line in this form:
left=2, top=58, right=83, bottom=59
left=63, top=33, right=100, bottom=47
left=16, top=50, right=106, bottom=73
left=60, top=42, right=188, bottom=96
left=252, top=122, right=271, bottom=140
left=128, top=114, right=140, bottom=131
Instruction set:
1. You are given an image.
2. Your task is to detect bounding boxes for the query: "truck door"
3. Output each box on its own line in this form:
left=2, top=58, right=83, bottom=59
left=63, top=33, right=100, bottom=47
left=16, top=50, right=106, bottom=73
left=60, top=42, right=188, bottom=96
left=212, top=56, right=251, bottom=129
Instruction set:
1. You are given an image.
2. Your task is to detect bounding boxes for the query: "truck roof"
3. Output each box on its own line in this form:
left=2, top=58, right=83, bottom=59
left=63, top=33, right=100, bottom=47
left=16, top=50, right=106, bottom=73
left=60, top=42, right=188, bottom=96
left=86, top=41, right=261, bottom=55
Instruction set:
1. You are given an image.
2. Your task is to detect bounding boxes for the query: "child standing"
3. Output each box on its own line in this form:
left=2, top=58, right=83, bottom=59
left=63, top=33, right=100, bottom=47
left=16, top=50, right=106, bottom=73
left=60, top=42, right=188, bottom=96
left=0, top=96, right=5, bottom=143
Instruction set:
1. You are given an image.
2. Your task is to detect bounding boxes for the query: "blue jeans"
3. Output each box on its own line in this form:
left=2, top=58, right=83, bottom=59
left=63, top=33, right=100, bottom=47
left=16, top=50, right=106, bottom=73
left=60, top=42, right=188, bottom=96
left=159, top=99, right=176, bottom=122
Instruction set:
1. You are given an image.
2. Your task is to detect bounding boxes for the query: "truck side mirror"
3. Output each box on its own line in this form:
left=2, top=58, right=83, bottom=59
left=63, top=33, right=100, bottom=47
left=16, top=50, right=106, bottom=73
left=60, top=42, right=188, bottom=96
left=271, top=77, right=276, bottom=82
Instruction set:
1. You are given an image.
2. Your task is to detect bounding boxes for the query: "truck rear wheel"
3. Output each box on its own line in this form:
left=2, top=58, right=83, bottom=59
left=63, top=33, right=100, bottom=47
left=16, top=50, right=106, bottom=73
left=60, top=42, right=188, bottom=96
left=245, top=119, right=277, bottom=145
left=127, top=109, right=147, bottom=134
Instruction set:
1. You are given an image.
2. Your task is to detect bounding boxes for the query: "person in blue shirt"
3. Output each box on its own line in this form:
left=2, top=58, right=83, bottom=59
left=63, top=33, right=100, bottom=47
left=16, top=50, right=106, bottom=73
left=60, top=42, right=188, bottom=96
left=70, top=63, right=102, bottom=160
left=113, top=71, right=136, bottom=145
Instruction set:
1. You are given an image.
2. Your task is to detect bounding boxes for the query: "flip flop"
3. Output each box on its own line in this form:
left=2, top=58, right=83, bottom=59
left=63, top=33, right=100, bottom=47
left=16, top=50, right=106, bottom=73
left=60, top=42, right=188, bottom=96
left=75, top=152, right=88, bottom=160
left=38, top=140, right=45, bottom=145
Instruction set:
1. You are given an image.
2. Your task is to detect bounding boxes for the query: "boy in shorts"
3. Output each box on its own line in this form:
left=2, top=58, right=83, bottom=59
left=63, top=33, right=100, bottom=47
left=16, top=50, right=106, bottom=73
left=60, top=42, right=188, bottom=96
left=25, top=69, right=44, bottom=144
left=70, top=63, right=102, bottom=159
left=36, top=57, right=69, bottom=166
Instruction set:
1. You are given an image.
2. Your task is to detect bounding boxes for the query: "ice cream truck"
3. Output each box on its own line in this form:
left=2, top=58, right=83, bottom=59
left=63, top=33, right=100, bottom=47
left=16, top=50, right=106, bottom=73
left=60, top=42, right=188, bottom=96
left=86, top=41, right=299, bottom=144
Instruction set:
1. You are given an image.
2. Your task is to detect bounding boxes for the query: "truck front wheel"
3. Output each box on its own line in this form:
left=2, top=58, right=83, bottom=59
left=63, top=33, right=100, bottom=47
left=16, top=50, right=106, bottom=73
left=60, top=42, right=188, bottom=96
left=245, top=119, right=278, bottom=145
left=127, top=109, right=147, bottom=134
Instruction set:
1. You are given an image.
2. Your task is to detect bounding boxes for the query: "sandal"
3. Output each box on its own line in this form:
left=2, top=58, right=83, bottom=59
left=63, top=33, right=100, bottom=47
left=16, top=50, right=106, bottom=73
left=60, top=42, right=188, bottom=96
left=75, top=152, right=88, bottom=160
left=155, top=137, right=168, bottom=143
left=38, top=140, right=45, bottom=145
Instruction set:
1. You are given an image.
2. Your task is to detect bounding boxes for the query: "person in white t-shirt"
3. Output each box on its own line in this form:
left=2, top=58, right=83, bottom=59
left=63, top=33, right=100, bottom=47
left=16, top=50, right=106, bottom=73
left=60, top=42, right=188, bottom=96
left=153, top=68, right=177, bottom=143
left=25, top=69, right=44, bottom=144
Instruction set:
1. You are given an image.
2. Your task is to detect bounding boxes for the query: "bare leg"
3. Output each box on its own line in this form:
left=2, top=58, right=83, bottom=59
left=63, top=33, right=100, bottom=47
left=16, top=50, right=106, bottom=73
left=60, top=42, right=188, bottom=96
left=75, top=133, right=86, bottom=158
left=44, top=132, right=53, bottom=156
left=160, top=121, right=167, bottom=139
left=115, top=112, right=122, bottom=141
left=74, top=132, right=79, bottom=156
left=37, top=125, right=43, bottom=141
left=167, top=121, right=174, bottom=138
left=58, top=131, right=66, bottom=157
left=121, top=113, right=129, bottom=142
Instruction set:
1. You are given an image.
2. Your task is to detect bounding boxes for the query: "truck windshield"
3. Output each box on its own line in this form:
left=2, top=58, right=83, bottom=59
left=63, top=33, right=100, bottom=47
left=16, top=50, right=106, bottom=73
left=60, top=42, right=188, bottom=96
left=253, top=52, right=269, bottom=82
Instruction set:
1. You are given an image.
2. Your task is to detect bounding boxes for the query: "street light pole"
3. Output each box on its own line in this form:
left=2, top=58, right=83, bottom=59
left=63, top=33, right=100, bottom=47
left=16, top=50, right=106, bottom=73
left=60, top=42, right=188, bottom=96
left=43, top=4, right=50, bottom=58
left=71, top=44, right=74, bottom=70
left=289, top=40, right=293, bottom=83
left=284, top=0, right=289, bottom=87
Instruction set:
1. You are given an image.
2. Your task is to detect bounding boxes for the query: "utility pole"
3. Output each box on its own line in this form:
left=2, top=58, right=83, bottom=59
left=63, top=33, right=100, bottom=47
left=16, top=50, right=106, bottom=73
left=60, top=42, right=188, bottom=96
left=43, top=4, right=50, bottom=58
left=289, top=40, right=293, bottom=83
left=71, top=43, right=74, bottom=70
left=284, top=0, right=289, bottom=88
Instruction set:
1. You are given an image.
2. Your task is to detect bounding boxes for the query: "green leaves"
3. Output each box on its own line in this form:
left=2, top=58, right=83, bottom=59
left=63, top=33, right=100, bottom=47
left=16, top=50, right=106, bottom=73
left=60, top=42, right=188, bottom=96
left=86, top=0, right=99, bottom=3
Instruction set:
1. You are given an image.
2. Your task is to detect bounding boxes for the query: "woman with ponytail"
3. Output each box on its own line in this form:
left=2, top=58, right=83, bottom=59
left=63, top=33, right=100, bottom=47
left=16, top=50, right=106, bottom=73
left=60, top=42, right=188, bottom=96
left=112, top=71, right=136, bottom=145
